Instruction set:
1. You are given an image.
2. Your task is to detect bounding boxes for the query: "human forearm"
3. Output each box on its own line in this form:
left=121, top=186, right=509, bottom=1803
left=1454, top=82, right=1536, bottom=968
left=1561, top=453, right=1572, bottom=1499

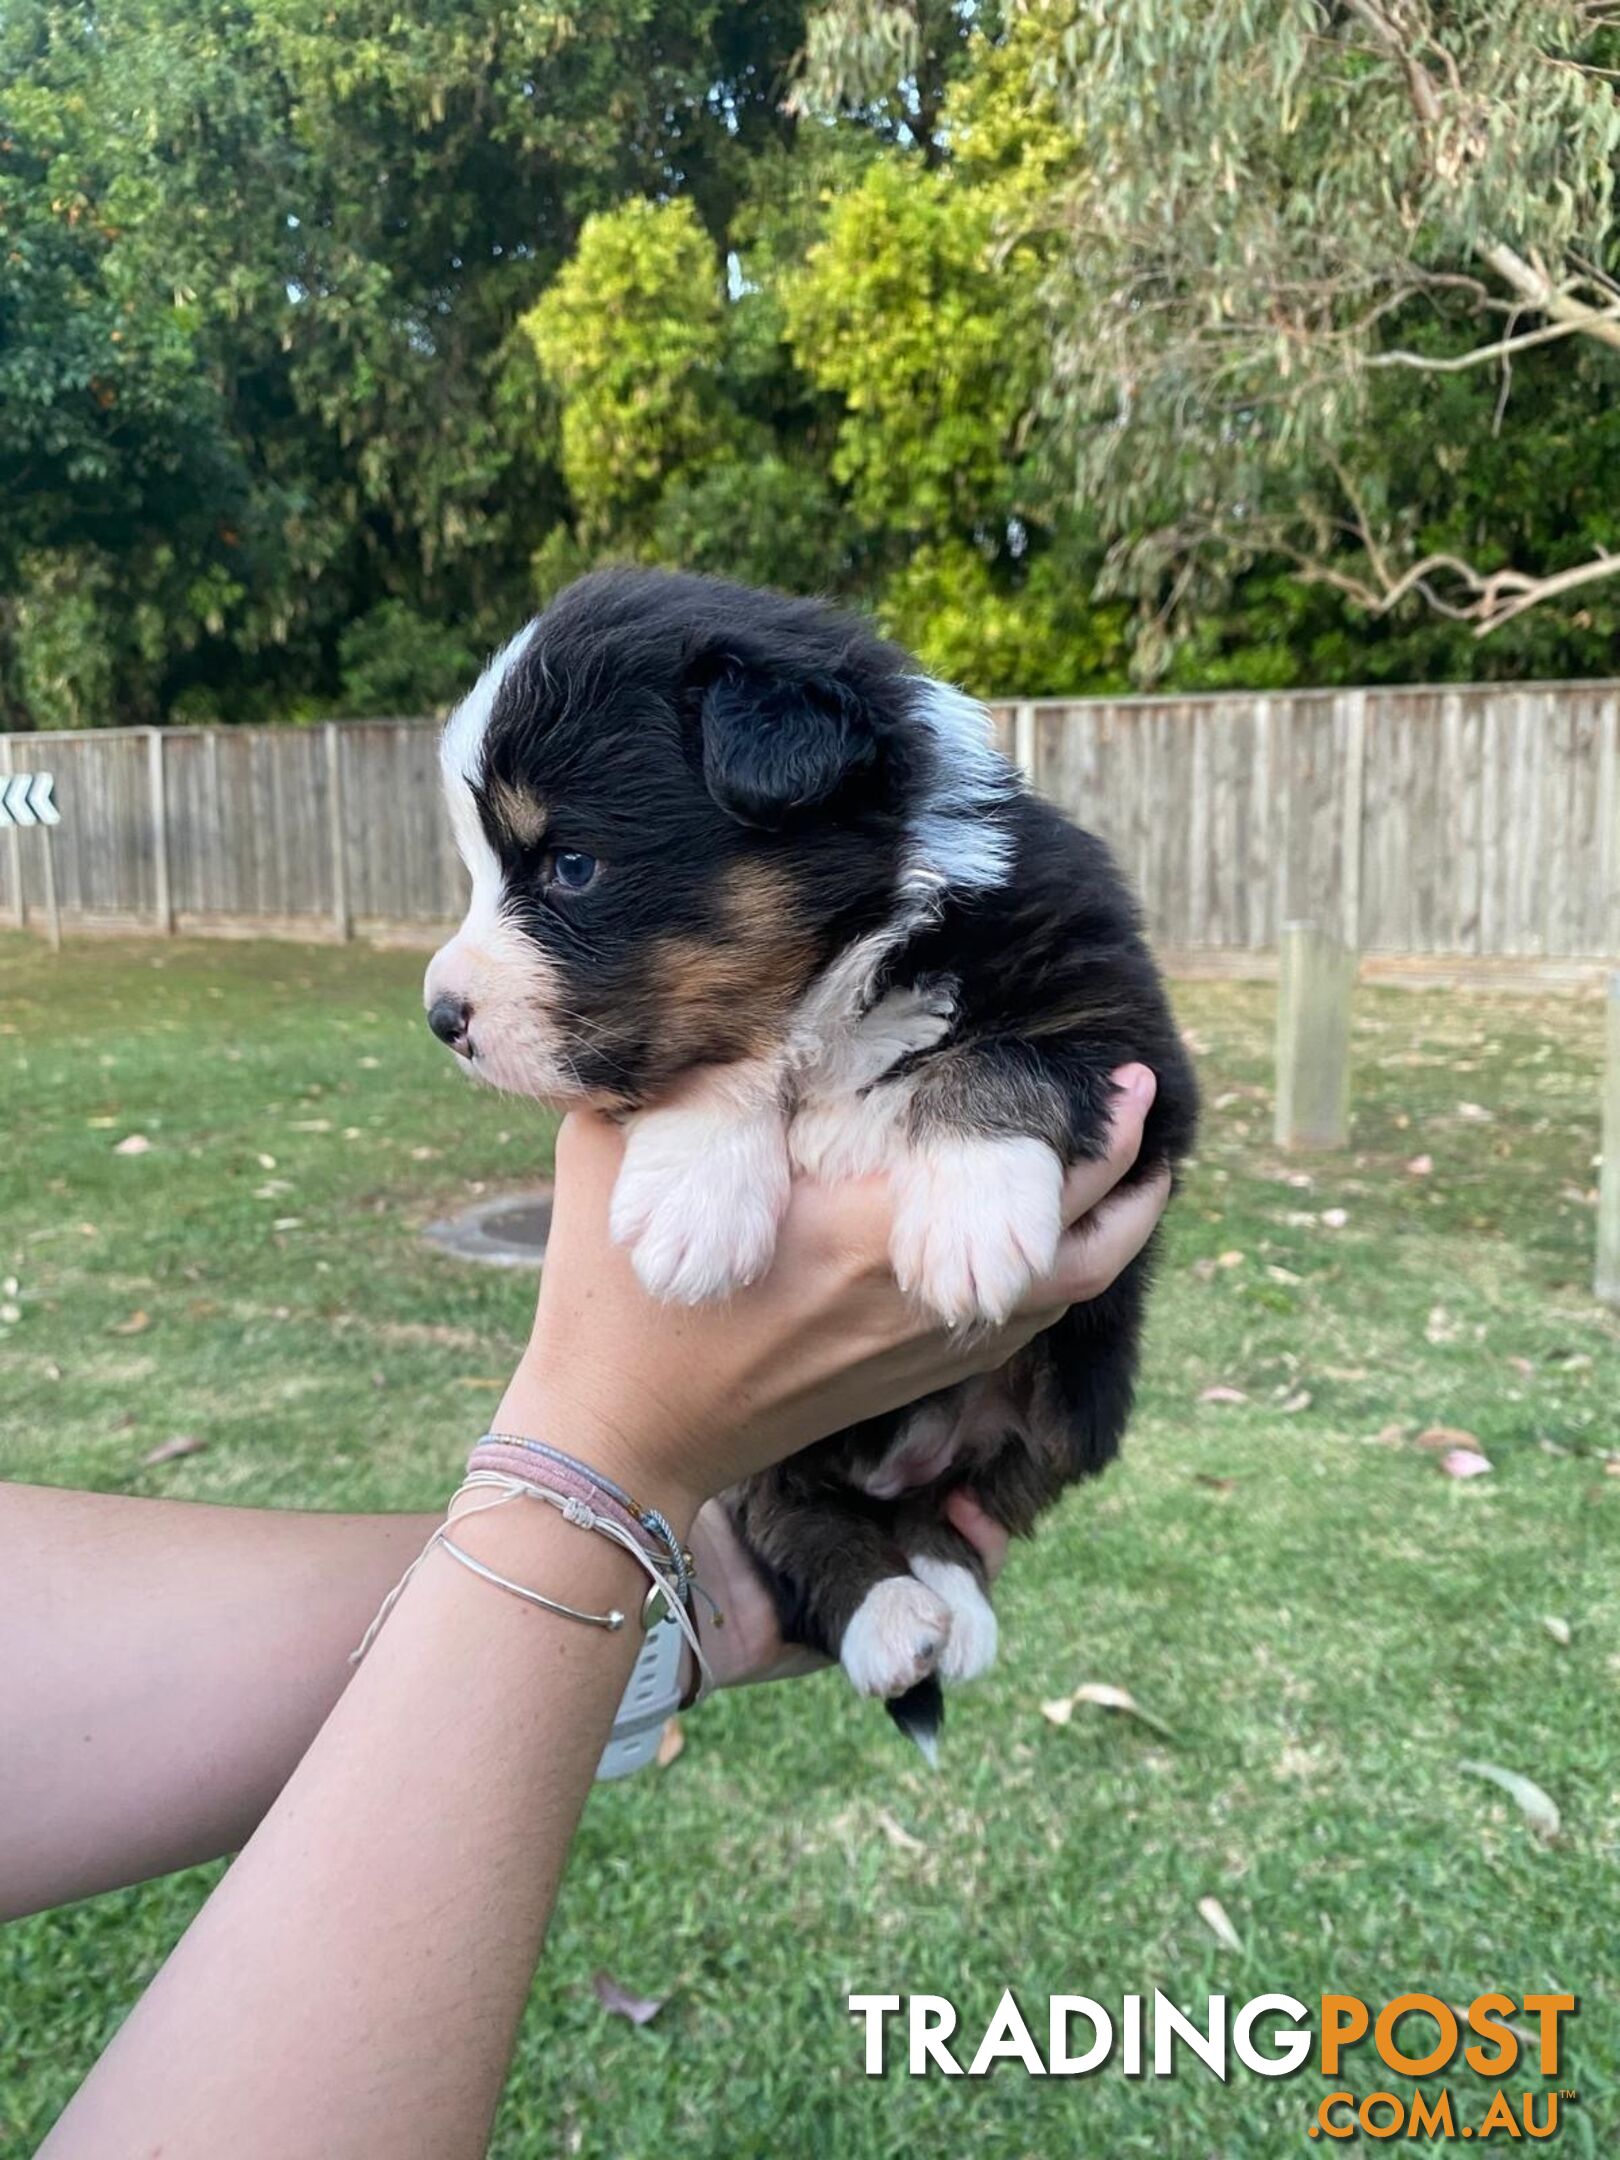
left=0, top=1483, right=438, bottom=1918
left=38, top=1476, right=652, bottom=2160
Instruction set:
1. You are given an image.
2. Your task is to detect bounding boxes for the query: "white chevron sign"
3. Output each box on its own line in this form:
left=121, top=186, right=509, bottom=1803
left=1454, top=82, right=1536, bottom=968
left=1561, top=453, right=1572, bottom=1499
left=0, top=771, right=60, bottom=828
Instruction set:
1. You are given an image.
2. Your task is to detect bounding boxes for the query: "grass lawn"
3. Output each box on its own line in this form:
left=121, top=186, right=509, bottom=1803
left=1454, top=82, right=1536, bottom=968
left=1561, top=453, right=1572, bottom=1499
left=1, top=930, right=1617, bottom=2156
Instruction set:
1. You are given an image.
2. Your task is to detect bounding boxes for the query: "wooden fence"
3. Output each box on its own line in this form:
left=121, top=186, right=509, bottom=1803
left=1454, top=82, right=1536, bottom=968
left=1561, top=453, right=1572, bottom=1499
left=3, top=680, right=1616, bottom=963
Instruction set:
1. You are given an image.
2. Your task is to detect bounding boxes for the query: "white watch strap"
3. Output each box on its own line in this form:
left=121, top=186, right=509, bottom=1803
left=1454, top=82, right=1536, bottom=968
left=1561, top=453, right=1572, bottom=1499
left=596, top=1612, right=685, bottom=1779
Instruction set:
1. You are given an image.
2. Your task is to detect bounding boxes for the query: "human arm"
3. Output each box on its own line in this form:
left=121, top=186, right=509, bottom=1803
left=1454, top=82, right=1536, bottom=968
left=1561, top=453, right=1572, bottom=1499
left=34, top=1070, right=1166, bottom=2157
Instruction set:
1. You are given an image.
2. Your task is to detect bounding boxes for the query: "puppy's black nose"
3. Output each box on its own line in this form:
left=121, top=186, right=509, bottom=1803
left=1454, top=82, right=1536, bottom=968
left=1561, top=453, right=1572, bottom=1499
left=428, top=994, right=472, bottom=1056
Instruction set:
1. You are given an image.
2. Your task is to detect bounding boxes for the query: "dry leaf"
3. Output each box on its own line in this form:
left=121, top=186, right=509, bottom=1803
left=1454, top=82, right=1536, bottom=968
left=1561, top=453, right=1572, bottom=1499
left=1197, top=1896, right=1244, bottom=1953
left=1415, top=1425, right=1481, bottom=1452
left=1193, top=1473, right=1239, bottom=1496
left=110, top=1310, right=151, bottom=1336
left=1039, top=1695, right=1076, bottom=1726
left=113, top=1134, right=152, bottom=1156
left=1439, top=1447, right=1493, bottom=1480
left=1266, top=1264, right=1303, bottom=1285
left=1541, top=1617, right=1571, bottom=1647
left=1278, top=1389, right=1312, bottom=1414
left=1320, top=1208, right=1349, bottom=1230
left=875, top=1808, right=926, bottom=1854
left=256, top=1153, right=277, bottom=1170
left=1506, top=1356, right=1534, bottom=1378
left=0, top=1302, right=19, bottom=1325
left=655, top=1717, right=685, bottom=1769
left=142, top=1433, right=207, bottom=1466
left=1456, top=1102, right=1493, bottom=1123
left=1199, top=1384, right=1248, bottom=1404
left=453, top=1376, right=505, bottom=1390
left=1405, top=1154, right=1434, bottom=1176
left=591, top=1971, right=666, bottom=2026
left=1215, top=1250, right=1245, bottom=1270
left=1070, top=1681, right=1178, bottom=1741
left=1458, top=1761, right=1560, bottom=1841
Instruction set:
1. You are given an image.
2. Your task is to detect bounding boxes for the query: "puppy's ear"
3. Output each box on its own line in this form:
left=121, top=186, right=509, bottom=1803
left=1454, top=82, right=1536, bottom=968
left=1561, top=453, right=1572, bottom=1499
left=696, top=660, right=878, bottom=830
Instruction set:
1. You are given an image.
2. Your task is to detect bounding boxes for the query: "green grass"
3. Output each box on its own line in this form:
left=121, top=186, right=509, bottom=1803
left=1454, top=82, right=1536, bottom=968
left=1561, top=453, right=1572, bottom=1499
left=1, top=932, right=1617, bottom=2156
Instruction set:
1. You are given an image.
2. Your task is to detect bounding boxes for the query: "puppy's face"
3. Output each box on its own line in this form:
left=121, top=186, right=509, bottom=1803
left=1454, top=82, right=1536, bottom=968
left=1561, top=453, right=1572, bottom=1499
left=424, top=573, right=915, bottom=1106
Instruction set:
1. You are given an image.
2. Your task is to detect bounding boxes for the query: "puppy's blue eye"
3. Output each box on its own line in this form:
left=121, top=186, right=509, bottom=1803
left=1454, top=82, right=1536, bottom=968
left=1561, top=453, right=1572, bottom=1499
left=548, top=849, right=598, bottom=894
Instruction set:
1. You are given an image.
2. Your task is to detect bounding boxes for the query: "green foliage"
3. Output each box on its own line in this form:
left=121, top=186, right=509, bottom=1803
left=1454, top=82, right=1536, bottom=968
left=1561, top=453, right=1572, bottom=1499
left=878, top=538, right=1129, bottom=697
left=784, top=159, right=1041, bottom=532
left=523, top=199, right=736, bottom=542
left=4, top=0, right=1620, bottom=724
left=337, top=603, right=479, bottom=717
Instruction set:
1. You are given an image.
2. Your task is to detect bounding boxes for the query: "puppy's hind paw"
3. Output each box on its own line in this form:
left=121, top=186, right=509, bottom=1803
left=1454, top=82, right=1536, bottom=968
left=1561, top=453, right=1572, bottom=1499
left=840, top=1575, right=952, bottom=1700
left=909, top=1556, right=999, bottom=1682
left=890, top=1134, right=1065, bottom=1327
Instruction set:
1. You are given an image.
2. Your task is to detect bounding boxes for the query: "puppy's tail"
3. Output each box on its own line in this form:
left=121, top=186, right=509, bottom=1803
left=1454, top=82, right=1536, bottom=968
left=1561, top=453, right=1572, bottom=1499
left=886, top=1676, right=944, bottom=1766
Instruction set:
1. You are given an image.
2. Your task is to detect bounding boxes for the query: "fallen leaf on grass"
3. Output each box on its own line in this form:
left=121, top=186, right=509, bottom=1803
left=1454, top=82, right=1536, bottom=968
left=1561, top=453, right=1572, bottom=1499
left=1405, top=1154, right=1434, bottom=1177
left=0, top=1303, right=19, bottom=1325
left=1041, top=1681, right=1178, bottom=1742
left=1199, top=1384, right=1248, bottom=1404
left=1215, top=1250, right=1245, bottom=1269
left=1278, top=1389, right=1312, bottom=1414
left=112, top=1134, right=152, bottom=1156
left=110, top=1310, right=151, bottom=1336
left=591, top=1972, right=665, bottom=2026
left=1414, top=1425, right=1482, bottom=1452
left=1456, top=1102, right=1494, bottom=1123
left=1197, top=1896, right=1244, bottom=1953
left=1319, top=1208, right=1349, bottom=1230
left=453, top=1376, right=505, bottom=1390
left=1458, top=1761, right=1560, bottom=1841
left=142, top=1433, right=207, bottom=1466
left=1439, top=1447, right=1493, bottom=1480
left=875, top=1808, right=926, bottom=1854
left=1193, top=1473, right=1239, bottom=1496
left=655, top=1718, right=685, bottom=1769
left=1541, top=1617, right=1571, bottom=1647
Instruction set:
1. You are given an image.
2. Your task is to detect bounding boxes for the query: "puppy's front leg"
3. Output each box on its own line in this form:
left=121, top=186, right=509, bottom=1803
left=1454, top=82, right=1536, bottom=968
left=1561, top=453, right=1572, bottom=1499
left=611, top=1058, right=791, bottom=1304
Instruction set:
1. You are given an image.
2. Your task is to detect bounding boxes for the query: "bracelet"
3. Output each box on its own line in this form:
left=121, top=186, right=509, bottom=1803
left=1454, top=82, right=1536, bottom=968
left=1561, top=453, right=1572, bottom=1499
left=349, top=1439, right=722, bottom=1780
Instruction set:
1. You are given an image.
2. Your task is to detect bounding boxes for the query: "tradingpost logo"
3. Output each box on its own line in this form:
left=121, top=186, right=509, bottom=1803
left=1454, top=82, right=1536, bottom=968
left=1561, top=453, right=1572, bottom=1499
left=848, top=1988, right=1578, bottom=2139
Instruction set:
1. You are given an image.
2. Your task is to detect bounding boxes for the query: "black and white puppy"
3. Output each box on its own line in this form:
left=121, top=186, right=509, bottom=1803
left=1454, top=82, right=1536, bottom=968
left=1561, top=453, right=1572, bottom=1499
left=425, top=569, right=1197, bottom=1750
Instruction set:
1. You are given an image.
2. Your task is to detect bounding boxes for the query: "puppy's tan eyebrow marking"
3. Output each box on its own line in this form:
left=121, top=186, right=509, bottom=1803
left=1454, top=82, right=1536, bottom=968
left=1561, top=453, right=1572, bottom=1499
left=484, top=779, right=549, bottom=848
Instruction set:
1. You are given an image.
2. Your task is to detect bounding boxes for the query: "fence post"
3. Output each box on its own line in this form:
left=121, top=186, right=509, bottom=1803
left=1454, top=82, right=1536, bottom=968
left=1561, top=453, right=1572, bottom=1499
left=0, top=737, right=23, bottom=929
left=1275, top=921, right=1355, bottom=1150
left=1597, top=972, right=1620, bottom=1306
left=325, top=722, right=352, bottom=941
left=147, top=728, right=173, bottom=933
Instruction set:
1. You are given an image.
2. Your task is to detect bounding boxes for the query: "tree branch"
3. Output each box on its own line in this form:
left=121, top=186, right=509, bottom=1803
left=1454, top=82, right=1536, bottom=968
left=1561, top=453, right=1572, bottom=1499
left=1366, top=303, right=1620, bottom=371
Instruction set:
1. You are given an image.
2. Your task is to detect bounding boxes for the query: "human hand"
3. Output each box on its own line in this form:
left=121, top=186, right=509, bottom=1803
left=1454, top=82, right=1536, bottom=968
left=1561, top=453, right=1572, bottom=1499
left=495, top=1064, right=1170, bottom=1529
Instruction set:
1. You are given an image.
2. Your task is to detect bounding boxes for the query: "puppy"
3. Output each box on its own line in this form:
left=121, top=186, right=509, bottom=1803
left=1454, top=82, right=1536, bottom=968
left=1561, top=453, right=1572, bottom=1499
left=425, top=569, right=1198, bottom=1750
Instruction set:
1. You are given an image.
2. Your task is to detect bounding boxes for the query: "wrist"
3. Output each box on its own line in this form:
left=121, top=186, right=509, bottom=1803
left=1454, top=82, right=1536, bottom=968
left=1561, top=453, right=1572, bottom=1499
left=492, top=1369, right=708, bottom=1541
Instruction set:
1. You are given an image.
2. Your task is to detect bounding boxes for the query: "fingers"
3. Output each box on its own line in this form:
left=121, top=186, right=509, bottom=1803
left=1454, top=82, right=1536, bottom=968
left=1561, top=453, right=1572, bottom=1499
left=1050, top=1164, right=1171, bottom=1306
left=941, top=1488, right=1011, bottom=1582
left=1059, top=1064, right=1157, bottom=1227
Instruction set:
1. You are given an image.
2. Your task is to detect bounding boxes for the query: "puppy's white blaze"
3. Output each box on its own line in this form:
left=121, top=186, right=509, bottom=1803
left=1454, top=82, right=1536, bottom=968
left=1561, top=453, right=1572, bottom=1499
left=611, top=1072, right=792, bottom=1304
left=787, top=982, right=954, bottom=1179
left=890, top=1133, right=1066, bottom=1327
left=907, top=677, right=1017, bottom=892
left=839, top=1576, right=952, bottom=1699
left=909, top=1557, right=999, bottom=1682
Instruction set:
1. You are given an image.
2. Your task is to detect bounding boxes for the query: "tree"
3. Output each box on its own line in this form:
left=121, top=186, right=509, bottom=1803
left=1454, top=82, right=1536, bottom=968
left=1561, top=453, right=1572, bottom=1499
left=1030, top=0, right=1620, bottom=652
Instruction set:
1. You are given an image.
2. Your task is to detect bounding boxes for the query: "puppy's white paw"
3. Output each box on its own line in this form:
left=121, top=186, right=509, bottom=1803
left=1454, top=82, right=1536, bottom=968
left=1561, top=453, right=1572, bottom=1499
left=909, top=1556, right=999, bottom=1682
left=611, top=1107, right=789, bottom=1304
left=890, top=1134, right=1065, bottom=1326
left=840, top=1575, right=952, bottom=1699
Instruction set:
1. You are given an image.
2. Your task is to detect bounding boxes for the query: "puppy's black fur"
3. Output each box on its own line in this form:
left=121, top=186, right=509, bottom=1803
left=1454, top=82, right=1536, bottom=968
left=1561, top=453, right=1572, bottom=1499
left=435, top=568, right=1198, bottom=1746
